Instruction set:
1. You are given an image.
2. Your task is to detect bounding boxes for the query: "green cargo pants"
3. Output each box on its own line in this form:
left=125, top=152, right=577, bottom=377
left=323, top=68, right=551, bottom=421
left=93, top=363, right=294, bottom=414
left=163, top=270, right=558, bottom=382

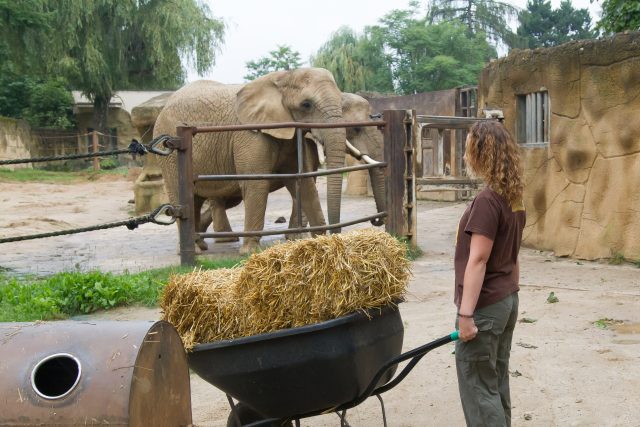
left=455, top=292, right=519, bottom=427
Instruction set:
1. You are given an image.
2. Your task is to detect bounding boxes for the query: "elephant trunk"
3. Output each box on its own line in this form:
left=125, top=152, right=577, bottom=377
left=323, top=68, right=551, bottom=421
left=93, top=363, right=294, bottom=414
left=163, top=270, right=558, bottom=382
left=368, top=166, right=386, bottom=226
left=322, top=127, right=347, bottom=232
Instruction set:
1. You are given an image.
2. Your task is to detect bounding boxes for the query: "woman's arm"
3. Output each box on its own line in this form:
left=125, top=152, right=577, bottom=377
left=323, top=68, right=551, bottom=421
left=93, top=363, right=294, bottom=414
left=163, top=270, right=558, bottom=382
left=458, top=232, right=494, bottom=341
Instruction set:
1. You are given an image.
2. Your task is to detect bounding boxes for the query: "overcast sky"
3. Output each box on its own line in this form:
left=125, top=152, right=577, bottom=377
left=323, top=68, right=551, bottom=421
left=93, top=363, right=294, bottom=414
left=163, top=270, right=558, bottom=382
left=190, top=0, right=602, bottom=84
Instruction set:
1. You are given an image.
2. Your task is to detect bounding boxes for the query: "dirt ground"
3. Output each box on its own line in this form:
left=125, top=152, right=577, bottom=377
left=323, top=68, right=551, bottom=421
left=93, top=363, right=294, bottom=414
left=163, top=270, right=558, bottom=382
left=1, top=173, right=639, bottom=427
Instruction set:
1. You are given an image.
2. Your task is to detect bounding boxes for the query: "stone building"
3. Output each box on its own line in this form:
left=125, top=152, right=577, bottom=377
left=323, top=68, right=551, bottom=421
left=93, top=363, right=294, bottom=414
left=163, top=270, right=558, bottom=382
left=478, top=32, right=640, bottom=260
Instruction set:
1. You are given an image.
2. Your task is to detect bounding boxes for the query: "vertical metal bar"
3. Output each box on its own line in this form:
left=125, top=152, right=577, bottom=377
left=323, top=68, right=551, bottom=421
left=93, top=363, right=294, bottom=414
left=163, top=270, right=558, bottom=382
left=295, top=128, right=304, bottom=230
left=525, top=94, right=532, bottom=143
left=536, top=92, right=543, bottom=142
left=544, top=93, right=550, bottom=142
left=436, top=130, right=444, bottom=176
left=384, top=110, right=408, bottom=238
left=176, top=126, right=196, bottom=266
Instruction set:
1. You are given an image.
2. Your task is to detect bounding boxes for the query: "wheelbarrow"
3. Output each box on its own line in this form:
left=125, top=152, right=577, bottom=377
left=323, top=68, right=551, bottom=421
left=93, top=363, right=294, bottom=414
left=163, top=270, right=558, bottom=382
left=188, top=305, right=458, bottom=426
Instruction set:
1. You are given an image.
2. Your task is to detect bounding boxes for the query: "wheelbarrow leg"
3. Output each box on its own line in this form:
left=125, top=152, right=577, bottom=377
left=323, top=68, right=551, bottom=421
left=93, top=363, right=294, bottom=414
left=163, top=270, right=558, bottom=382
left=227, top=394, right=242, bottom=427
left=375, top=394, right=388, bottom=427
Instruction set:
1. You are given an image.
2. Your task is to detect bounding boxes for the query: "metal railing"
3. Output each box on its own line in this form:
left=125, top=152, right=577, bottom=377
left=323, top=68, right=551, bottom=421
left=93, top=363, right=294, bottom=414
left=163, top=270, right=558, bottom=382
left=169, top=111, right=417, bottom=265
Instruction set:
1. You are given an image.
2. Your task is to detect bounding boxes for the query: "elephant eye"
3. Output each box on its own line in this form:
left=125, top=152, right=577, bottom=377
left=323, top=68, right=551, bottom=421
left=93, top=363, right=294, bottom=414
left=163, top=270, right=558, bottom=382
left=300, top=100, right=312, bottom=110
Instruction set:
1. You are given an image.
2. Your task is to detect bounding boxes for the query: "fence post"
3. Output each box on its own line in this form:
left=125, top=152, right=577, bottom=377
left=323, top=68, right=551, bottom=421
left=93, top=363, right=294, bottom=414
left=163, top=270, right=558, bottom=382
left=92, top=131, right=100, bottom=171
left=383, top=110, right=417, bottom=248
left=176, top=126, right=196, bottom=266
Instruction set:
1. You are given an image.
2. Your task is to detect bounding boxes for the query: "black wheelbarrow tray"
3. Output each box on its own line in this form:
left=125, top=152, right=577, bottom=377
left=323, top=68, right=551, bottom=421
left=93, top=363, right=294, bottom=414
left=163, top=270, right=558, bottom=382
left=188, top=305, right=458, bottom=426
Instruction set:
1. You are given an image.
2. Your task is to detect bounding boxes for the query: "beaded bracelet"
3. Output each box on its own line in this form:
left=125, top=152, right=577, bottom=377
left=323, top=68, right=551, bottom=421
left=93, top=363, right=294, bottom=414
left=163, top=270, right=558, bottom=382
left=457, top=312, right=474, bottom=318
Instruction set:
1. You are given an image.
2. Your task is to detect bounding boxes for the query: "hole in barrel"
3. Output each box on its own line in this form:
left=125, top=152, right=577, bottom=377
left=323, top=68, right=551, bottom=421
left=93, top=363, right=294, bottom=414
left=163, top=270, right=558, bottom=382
left=31, top=353, right=81, bottom=399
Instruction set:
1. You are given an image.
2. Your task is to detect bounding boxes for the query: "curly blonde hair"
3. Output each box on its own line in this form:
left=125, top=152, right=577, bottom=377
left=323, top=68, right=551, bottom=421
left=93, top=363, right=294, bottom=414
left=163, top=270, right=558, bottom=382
left=464, top=121, right=523, bottom=204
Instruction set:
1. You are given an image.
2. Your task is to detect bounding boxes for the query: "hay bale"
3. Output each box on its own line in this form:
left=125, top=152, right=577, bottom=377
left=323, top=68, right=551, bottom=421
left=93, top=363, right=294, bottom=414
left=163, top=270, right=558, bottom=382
left=161, top=229, right=410, bottom=349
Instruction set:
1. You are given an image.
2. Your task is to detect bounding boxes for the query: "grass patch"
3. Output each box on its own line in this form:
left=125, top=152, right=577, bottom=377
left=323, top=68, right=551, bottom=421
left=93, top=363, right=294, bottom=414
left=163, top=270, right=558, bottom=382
left=0, top=257, right=243, bottom=322
left=608, top=252, right=626, bottom=265
left=395, top=236, right=423, bottom=261
left=0, top=166, right=129, bottom=183
left=593, top=318, right=624, bottom=329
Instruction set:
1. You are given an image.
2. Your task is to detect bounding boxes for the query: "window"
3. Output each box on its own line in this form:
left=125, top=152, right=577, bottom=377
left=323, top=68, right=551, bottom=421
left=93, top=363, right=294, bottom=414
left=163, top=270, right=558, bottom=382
left=517, top=91, right=549, bottom=144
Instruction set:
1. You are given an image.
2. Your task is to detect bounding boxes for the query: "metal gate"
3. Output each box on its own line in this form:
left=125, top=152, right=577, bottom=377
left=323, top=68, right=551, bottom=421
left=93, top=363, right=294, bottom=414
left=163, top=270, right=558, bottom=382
left=169, top=110, right=417, bottom=265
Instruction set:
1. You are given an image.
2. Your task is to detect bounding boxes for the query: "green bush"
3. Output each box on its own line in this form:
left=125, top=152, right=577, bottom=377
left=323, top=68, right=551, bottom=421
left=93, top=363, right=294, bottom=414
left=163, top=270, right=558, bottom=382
left=0, top=71, right=75, bottom=130
left=0, top=258, right=243, bottom=322
left=99, top=157, right=119, bottom=170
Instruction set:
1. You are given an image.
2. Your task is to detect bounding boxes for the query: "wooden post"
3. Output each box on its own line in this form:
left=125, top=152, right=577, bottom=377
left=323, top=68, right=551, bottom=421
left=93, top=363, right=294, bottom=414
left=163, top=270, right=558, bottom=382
left=92, top=131, right=100, bottom=171
left=176, top=126, right=196, bottom=266
left=383, top=109, right=417, bottom=248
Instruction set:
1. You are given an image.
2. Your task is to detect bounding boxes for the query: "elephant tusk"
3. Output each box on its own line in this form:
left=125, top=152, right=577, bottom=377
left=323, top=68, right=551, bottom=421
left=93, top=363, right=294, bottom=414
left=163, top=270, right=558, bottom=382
left=361, top=154, right=380, bottom=165
left=345, top=139, right=380, bottom=165
left=345, top=139, right=362, bottom=158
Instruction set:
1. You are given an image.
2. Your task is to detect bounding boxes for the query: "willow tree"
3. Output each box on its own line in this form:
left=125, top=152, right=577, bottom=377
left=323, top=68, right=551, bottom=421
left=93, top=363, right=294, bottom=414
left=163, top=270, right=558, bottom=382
left=311, top=26, right=393, bottom=94
left=427, top=0, right=520, bottom=48
left=43, top=0, right=225, bottom=133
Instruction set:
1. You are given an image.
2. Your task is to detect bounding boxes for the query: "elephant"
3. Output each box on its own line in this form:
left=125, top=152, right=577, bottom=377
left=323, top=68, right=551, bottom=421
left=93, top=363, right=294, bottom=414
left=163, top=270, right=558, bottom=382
left=153, top=68, right=347, bottom=254
left=197, top=92, right=386, bottom=244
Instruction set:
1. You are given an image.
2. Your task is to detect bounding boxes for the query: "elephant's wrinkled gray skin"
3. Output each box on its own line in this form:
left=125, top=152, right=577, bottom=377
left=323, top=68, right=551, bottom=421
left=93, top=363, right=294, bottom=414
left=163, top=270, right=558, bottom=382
left=198, top=93, right=386, bottom=244
left=153, top=68, right=346, bottom=254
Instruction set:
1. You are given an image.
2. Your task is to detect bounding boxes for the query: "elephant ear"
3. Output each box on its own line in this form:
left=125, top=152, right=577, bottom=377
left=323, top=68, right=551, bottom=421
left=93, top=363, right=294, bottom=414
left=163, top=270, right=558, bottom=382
left=236, top=71, right=296, bottom=140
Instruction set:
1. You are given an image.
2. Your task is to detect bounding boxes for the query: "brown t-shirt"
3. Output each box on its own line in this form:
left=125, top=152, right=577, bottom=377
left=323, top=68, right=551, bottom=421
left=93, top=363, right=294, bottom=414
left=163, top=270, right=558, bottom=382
left=454, top=188, right=526, bottom=310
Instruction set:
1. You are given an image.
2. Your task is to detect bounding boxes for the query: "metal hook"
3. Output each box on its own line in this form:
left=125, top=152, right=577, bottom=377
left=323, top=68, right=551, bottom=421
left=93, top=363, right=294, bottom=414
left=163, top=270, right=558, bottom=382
left=148, top=134, right=176, bottom=156
left=150, top=204, right=177, bottom=225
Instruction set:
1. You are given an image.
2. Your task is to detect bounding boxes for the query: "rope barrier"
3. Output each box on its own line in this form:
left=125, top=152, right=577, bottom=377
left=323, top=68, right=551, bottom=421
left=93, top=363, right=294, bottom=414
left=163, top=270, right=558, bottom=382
left=0, top=140, right=150, bottom=165
left=0, top=204, right=176, bottom=244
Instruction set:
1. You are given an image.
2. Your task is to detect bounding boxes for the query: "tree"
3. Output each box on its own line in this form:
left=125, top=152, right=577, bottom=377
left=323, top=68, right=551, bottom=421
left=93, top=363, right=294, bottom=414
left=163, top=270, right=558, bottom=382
left=310, top=27, right=394, bottom=93
left=37, top=1, right=225, bottom=133
left=0, top=1, right=49, bottom=72
left=244, top=45, right=303, bottom=81
left=371, top=7, right=495, bottom=94
left=427, top=0, right=520, bottom=48
left=517, top=0, right=595, bottom=48
left=597, top=0, right=640, bottom=34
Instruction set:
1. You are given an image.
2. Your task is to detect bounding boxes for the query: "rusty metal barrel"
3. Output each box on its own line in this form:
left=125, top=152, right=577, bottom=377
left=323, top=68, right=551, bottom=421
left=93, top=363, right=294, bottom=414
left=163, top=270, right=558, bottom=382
left=0, top=320, right=192, bottom=426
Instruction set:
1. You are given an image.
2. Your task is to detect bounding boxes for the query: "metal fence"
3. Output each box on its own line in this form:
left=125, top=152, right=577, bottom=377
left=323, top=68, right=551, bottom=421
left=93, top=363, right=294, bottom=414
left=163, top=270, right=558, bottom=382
left=168, top=110, right=417, bottom=265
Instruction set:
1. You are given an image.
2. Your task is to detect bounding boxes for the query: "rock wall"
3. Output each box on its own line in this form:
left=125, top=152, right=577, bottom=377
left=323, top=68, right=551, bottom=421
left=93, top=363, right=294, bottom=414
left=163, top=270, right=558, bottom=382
left=0, top=117, right=37, bottom=170
left=478, top=32, right=640, bottom=260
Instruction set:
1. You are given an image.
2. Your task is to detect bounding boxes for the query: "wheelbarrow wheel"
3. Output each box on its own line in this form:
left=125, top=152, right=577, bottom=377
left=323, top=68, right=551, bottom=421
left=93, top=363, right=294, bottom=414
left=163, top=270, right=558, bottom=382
left=226, top=403, right=293, bottom=427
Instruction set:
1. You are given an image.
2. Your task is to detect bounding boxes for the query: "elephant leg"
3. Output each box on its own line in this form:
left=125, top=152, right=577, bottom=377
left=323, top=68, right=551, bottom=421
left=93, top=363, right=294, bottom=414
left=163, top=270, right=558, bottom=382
left=239, top=179, right=270, bottom=254
left=193, top=195, right=208, bottom=251
left=284, top=181, right=310, bottom=241
left=294, top=178, right=326, bottom=237
left=209, top=198, right=240, bottom=243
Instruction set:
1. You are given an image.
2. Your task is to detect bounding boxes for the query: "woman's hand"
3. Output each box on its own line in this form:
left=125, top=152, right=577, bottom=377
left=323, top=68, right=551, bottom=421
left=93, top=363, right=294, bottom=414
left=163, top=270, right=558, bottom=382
left=458, top=316, right=478, bottom=342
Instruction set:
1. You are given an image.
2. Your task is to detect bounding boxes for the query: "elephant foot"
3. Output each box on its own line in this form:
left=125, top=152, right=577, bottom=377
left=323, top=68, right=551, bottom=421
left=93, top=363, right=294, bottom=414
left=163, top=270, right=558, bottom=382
left=215, top=236, right=240, bottom=243
left=286, top=232, right=310, bottom=241
left=239, top=239, right=261, bottom=255
left=195, top=238, right=209, bottom=251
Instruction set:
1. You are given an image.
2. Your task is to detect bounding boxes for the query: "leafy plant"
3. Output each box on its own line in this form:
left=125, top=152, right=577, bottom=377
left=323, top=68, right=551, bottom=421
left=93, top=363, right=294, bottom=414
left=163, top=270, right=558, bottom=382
left=0, top=258, right=243, bottom=322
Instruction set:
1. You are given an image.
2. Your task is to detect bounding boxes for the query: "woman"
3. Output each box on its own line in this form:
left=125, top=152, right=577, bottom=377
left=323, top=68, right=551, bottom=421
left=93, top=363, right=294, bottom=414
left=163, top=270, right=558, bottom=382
left=454, top=121, right=525, bottom=427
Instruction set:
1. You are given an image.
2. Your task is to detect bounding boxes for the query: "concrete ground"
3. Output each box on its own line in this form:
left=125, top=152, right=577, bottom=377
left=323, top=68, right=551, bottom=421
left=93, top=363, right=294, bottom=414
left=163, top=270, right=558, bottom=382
left=1, top=174, right=639, bottom=426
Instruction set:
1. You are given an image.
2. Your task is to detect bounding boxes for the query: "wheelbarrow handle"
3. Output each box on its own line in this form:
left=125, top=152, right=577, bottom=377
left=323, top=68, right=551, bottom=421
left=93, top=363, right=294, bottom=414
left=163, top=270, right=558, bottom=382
left=334, top=331, right=459, bottom=412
